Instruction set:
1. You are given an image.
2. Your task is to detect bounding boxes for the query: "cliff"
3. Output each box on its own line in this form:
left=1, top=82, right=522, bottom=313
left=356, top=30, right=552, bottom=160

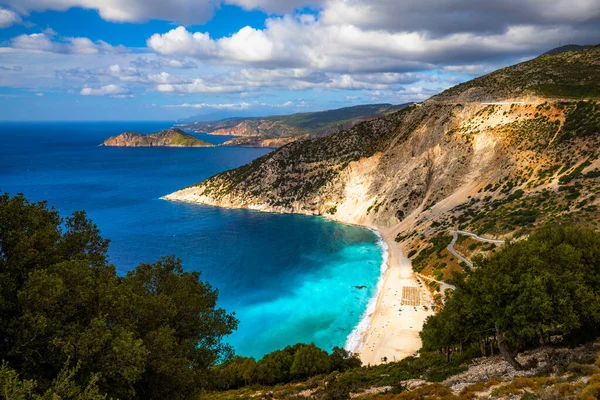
left=166, top=45, right=600, bottom=288
left=102, top=128, right=212, bottom=147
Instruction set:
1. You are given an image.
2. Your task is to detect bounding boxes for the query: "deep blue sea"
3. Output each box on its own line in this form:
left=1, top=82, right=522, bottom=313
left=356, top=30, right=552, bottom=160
left=0, top=121, right=383, bottom=359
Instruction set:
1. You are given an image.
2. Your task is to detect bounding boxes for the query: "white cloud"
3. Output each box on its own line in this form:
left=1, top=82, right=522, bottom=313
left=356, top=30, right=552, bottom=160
left=11, top=32, right=128, bottom=54
left=0, top=8, right=21, bottom=28
left=0, top=0, right=325, bottom=24
left=147, top=27, right=217, bottom=58
left=225, top=0, right=324, bottom=14
left=80, top=84, right=132, bottom=98
left=12, top=33, right=55, bottom=52
left=155, top=78, right=245, bottom=94
left=165, top=100, right=300, bottom=109
left=149, top=18, right=591, bottom=74
left=147, top=72, right=190, bottom=84
left=166, top=102, right=253, bottom=110
left=320, top=0, right=600, bottom=35
left=148, top=1, right=600, bottom=74
left=3, top=0, right=600, bottom=109
left=131, top=56, right=197, bottom=69
left=2, top=0, right=215, bottom=24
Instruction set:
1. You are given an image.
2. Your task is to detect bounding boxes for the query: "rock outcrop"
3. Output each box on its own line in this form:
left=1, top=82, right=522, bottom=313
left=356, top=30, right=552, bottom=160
left=102, top=128, right=212, bottom=147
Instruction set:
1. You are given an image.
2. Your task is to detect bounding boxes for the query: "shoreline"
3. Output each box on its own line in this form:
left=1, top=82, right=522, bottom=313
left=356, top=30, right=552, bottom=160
left=162, top=195, right=433, bottom=365
left=344, top=229, right=389, bottom=354
left=352, top=227, right=434, bottom=365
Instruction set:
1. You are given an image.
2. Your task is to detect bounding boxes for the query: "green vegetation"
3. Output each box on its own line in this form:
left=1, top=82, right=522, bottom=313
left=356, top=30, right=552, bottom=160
left=201, top=346, right=481, bottom=400
left=435, top=45, right=600, bottom=101
left=212, top=344, right=360, bottom=391
left=0, top=193, right=236, bottom=399
left=558, top=101, right=600, bottom=142
left=182, top=103, right=411, bottom=139
left=412, top=233, right=453, bottom=273
left=195, top=104, right=417, bottom=205
left=421, top=224, right=600, bottom=370
left=0, top=193, right=366, bottom=399
left=103, top=128, right=212, bottom=147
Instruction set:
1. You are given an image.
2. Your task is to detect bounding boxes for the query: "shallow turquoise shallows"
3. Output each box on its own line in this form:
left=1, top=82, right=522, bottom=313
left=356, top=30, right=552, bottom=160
left=0, top=122, right=383, bottom=359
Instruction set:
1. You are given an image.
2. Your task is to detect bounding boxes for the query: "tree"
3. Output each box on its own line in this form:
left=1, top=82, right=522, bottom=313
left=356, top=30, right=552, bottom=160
left=421, top=224, right=600, bottom=370
left=0, top=193, right=238, bottom=399
left=329, top=347, right=361, bottom=372
left=214, top=356, right=256, bottom=389
left=290, top=344, right=330, bottom=379
left=255, top=349, right=294, bottom=385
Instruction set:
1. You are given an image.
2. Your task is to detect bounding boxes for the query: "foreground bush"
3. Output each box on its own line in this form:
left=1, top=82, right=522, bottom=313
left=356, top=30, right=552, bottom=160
left=0, top=193, right=238, bottom=399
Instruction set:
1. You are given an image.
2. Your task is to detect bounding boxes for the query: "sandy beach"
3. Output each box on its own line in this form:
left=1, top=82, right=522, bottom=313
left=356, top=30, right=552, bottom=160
left=353, top=228, right=434, bottom=365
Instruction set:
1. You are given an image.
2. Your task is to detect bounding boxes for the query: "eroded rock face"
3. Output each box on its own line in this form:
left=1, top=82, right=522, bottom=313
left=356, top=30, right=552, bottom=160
left=165, top=46, right=600, bottom=257
left=102, top=128, right=212, bottom=147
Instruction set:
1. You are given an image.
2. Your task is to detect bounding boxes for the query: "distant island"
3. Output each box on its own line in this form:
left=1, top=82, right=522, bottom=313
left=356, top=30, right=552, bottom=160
left=102, top=128, right=212, bottom=147
left=177, top=103, right=411, bottom=148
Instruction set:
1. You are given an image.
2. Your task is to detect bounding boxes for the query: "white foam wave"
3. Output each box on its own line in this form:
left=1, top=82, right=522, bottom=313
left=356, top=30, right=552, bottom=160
left=344, top=229, right=389, bottom=354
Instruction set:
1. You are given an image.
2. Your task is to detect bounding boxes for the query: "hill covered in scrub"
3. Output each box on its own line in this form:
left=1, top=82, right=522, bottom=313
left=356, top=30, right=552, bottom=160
left=166, top=44, right=600, bottom=308
left=433, top=44, right=600, bottom=102
left=102, top=128, right=212, bottom=147
left=177, top=103, right=410, bottom=148
left=162, top=45, right=600, bottom=400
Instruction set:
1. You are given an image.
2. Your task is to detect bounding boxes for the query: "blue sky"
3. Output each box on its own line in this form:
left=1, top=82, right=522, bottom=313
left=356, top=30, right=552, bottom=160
left=0, top=0, right=599, bottom=121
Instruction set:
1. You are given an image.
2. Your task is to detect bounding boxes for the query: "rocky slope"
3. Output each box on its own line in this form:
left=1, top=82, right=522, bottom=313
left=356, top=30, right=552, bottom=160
left=166, top=45, right=600, bottom=291
left=102, top=128, right=212, bottom=147
left=178, top=103, right=410, bottom=148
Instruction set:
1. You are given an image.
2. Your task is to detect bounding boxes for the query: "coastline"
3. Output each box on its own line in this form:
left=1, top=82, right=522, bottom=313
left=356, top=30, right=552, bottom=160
left=351, top=227, right=434, bottom=365
left=163, top=194, right=433, bottom=365
left=343, top=229, right=389, bottom=354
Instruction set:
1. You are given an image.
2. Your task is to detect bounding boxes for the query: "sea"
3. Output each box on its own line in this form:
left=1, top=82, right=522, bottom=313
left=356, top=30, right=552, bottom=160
left=0, top=121, right=384, bottom=359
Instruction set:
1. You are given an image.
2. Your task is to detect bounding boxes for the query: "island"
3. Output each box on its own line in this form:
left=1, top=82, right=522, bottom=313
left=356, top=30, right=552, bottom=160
left=101, top=128, right=213, bottom=147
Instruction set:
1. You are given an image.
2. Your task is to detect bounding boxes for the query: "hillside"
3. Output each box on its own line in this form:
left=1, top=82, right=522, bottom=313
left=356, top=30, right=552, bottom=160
left=178, top=103, right=410, bottom=148
left=166, top=45, right=600, bottom=310
left=434, top=44, right=600, bottom=102
left=102, top=128, right=212, bottom=147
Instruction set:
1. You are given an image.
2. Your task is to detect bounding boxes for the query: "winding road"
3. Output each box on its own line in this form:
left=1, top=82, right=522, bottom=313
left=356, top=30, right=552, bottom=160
left=447, top=230, right=506, bottom=268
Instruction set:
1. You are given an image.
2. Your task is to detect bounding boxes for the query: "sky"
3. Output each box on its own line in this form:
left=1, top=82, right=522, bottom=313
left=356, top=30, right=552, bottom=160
left=0, top=0, right=599, bottom=121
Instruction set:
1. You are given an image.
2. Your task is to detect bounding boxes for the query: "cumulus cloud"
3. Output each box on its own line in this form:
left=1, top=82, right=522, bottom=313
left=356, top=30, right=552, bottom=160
left=0, top=0, right=325, bottom=24
left=12, top=33, right=55, bottom=52
left=148, top=18, right=598, bottom=75
left=165, top=102, right=253, bottom=110
left=0, top=8, right=21, bottom=28
left=4, top=0, right=600, bottom=108
left=130, top=56, right=197, bottom=69
left=11, top=32, right=128, bottom=54
left=80, top=84, right=132, bottom=98
left=148, top=0, right=600, bottom=74
left=320, top=0, right=600, bottom=36
left=155, top=78, right=245, bottom=94
left=2, top=0, right=215, bottom=24
left=165, top=100, right=300, bottom=109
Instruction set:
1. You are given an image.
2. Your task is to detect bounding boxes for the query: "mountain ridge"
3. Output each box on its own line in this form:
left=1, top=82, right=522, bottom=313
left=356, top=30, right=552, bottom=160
left=177, top=103, right=411, bottom=148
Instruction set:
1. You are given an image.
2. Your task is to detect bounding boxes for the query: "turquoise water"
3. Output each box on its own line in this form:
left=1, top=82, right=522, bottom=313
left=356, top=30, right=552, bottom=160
left=0, top=122, right=383, bottom=358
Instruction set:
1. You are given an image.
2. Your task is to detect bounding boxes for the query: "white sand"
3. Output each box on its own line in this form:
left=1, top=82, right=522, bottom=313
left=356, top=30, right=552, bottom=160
left=353, top=228, right=434, bottom=365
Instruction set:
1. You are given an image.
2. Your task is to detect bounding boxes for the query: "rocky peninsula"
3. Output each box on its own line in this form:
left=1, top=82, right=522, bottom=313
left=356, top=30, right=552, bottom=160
left=102, top=128, right=212, bottom=147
